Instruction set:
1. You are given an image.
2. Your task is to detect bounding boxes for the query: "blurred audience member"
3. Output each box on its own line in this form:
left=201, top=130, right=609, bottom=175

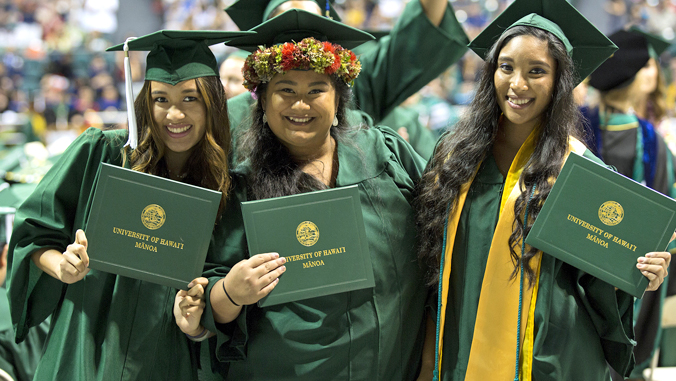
left=219, top=50, right=248, bottom=99
left=98, top=84, right=121, bottom=111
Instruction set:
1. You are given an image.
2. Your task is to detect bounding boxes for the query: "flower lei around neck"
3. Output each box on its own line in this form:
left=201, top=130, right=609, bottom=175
left=242, top=37, right=362, bottom=92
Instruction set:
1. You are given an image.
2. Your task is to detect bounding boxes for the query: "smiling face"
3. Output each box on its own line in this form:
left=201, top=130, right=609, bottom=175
left=262, top=70, right=338, bottom=157
left=494, top=34, right=557, bottom=134
left=151, top=79, right=207, bottom=157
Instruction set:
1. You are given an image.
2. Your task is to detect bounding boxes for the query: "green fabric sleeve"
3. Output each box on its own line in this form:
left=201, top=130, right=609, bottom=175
left=0, top=319, right=49, bottom=381
left=376, top=125, right=427, bottom=183
left=6, top=128, right=126, bottom=342
left=352, top=0, right=468, bottom=123
left=532, top=257, right=635, bottom=380
left=201, top=174, right=250, bottom=367
left=578, top=273, right=636, bottom=377
left=379, top=106, right=437, bottom=160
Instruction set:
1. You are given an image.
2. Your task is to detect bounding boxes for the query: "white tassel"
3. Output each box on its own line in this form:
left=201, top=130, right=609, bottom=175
left=124, top=37, right=138, bottom=149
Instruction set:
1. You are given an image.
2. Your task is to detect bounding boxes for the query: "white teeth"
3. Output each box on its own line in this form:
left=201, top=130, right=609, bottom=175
left=167, top=125, right=190, bottom=133
left=509, top=98, right=532, bottom=105
left=288, top=116, right=311, bottom=123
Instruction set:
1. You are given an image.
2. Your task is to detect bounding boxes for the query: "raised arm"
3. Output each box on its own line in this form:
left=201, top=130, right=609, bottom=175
left=420, top=0, right=448, bottom=26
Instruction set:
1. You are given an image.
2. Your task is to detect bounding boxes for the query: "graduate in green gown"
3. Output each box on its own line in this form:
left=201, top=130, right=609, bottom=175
left=175, top=15, right=429, bottom=380
left=219, top=49, right=249, bottom=100
left=414, top=1, right=672, bottom=380
left=380, top=105, right=437, bottom=160
left=587, top=28, right=676, bottom=381
left=5, top=30, right=248, bottom=380
left=351, top=32, right=439, bottom=160
left=224, top=0, right=469, bottom=161
left=0, top=207, right=48, bottom=381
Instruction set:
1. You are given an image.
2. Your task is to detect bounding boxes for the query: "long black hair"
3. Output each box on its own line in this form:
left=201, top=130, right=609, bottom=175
left=238, top=73, right=354, bottom=200
left=415, top=26, right=586, bottom=287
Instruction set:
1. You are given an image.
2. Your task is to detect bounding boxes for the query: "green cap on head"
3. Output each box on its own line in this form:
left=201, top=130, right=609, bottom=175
left=226, top=9, right=374, bottom=52
left=468, top=0, right=617, bottom=85
left=225, top=0, right=340, bottom=31
left=106, top=30, right=254, bottom=149
left=106, top=30, right=254, bottom=85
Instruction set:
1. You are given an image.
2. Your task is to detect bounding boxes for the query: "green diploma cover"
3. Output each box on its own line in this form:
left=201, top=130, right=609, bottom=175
left=85, top=163, right=221, bottom=290
left=241, top=185, right=375, bottom=307
left=526, top=152, right=676, bottom=298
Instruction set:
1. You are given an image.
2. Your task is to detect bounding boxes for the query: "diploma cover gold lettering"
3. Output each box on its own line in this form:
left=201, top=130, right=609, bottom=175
left=85, top=163, right=221, bottom=290
left=242, top=185, right=375, bottom=307
left=526, top=153, right=676, bottom=298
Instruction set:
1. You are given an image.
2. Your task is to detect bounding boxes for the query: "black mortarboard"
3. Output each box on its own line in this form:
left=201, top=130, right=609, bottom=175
left=589, top=30, right=654, bottom=92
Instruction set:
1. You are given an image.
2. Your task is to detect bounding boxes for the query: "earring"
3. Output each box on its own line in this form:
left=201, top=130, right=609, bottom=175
left=262, top=114, right=267, bottom=124
left=332, top=116, right=338, bottom=127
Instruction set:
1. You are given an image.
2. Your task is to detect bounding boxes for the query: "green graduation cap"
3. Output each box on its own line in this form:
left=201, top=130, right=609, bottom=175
left=225, top=9, right=374, bottom=52
left=106, top=30, right=254, bottom=149
left=225, top=0, right=340, bottom=31
left=628, top=26, right=672, bottom=58
left=468, top=0, right=617, bottom=85
left=106, top=30, right=254, bottom=85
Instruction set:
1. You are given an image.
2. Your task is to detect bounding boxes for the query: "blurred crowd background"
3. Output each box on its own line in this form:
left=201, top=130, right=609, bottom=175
left=0, top=0, right=676, bottom=184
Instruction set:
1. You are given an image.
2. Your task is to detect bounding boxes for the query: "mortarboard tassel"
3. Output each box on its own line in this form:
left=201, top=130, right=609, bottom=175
left=124, top=37, right=138, bottom=149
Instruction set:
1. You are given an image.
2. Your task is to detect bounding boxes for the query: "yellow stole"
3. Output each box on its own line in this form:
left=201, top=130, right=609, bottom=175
left=436, top=133, right=588, bottom=380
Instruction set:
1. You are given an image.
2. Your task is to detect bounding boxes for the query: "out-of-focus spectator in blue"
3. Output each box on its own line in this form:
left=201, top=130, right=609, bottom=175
left=98, top=84, right=121, bottom=111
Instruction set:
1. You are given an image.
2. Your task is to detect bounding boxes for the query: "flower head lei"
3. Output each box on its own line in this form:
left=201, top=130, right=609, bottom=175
left=242, top=37, right=361, bottom=92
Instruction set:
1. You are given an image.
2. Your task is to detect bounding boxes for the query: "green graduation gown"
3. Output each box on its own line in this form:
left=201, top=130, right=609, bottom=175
left=6, top=128, right=199, bottom=380
left=379, top=106, right=437, bottom=160
left=596, top=112, right=676, bottom=378
left=201, top=126, right=427, bottom=380
left=0, top=287, right=48, bottom=381
left=228, top=0, right=466, bottom=157
left=440, top=152, right=635, bottom=380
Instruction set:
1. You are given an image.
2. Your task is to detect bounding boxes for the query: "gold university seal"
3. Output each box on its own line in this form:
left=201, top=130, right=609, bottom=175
left=296, top=221, right=319, bottom=247
left=598, top=201, right=624, bottom=226
left=141, top=204, right=166, bottom=230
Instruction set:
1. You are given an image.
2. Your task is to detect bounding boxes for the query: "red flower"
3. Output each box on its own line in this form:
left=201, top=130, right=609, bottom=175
left=323, top=41, right=335, bottom=54
left=282, top=42, right=295, bottom=56
left=281, top=43, right=297, bottom=71
left=325, top=53, right=341, bottom=74
left=281, top=56, right=296, bottom=71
